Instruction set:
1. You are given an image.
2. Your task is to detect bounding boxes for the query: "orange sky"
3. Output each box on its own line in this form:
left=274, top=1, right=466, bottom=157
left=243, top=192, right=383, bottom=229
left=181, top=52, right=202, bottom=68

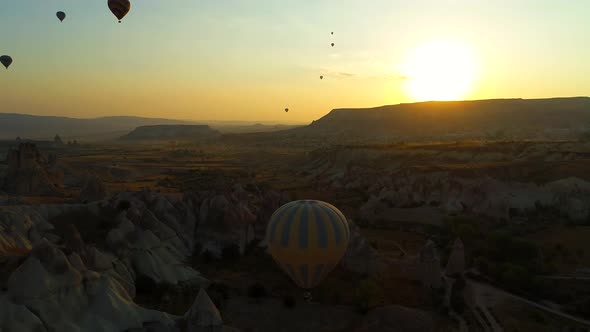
left=1, top=1, right=589, bottom=123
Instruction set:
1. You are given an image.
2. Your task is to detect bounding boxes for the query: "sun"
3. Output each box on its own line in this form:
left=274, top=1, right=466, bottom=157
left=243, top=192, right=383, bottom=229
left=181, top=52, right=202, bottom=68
left=400, top=40, right=477, bottom=101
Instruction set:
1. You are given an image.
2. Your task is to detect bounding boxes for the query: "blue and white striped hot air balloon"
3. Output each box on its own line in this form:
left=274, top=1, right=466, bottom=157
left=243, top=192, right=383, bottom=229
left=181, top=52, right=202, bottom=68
left=266, top=200, right=350, bottom=289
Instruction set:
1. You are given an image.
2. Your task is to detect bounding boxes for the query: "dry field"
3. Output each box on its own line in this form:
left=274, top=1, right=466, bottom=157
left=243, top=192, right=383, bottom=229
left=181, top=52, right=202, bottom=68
left=527, top=225, right=590, bottom=274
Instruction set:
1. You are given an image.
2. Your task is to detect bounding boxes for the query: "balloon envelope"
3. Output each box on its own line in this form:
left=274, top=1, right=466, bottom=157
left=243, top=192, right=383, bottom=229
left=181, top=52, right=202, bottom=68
left=56, top=11, right=66, bottom=22
left=0, top=55, right=13, bottom=69
left=266, top=200, right=351, bottom=289
left=108, top=0, right=131, bottom=22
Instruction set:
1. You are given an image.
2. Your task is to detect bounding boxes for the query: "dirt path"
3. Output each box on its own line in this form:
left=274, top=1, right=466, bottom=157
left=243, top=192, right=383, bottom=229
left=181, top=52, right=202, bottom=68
left=468, top=278, right=590, bottom=328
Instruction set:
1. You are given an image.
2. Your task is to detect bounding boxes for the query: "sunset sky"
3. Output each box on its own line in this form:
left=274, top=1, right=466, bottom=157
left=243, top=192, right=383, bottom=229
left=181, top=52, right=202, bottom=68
left=1, top=0, right=589, bottom=122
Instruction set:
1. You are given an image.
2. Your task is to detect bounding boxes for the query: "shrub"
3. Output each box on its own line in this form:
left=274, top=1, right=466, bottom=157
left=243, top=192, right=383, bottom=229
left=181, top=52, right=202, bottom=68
left=431, top=287, right=445, bottom=308
left=209, top=282, right=230, bottom=300
left=193, top=243, right=203, bottom=258
left=454, top=276, right=466, bottom=291
left=117, top=200, right=131, bottom=211
left=53, top=259, right=70, bottom=274
left=208, top=282, right=230, bottom=309
left=316, top=283, right=343, bottom=305
left=283, top=295, right=296, bottom=309
left=450, top=276, right=466, bottom=314
left=247, top=283, right=267, bottom=302
left=354, top=279, right=380, bottom=314
left=201, top=250, right=214, bottom=264
left=499, top=263, right=531, bottom=291
left=370, top=240, right=379, bottom=250
left=450, top=291, right=465, bottom=314
left=136, top=275, right=157, bottom=295
left=475, top=256, right=490, bottom=275
left=222, top=244, right=241, bottom=263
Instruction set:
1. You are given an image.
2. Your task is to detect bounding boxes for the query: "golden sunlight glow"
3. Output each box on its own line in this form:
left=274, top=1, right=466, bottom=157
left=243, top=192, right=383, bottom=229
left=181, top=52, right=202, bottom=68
left=400, top=40, right=477, bottom=101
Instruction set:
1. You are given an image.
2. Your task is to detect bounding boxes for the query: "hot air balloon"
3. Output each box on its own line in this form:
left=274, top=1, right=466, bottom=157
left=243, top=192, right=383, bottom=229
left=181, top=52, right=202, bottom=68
left=320, top=76, right=323, bottom=80
left=285, top=108, right=289, bottom=113
left=331, top=32, right=334, bottom=35
left=108, top=0, right=131, bottom=23
left=56, top=11, right=66, bottom=22
left=266, top=200, right=351, bottom=290
left=0, top=55, right=13, bottom=69
left=331, top=43, right=335, bottom=47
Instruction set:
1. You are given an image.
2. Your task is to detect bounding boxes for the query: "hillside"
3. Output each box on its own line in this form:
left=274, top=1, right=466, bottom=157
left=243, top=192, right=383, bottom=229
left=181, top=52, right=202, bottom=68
left=294, top=97, right=590, bottom=141
left=120, top=125, right=221, bottom=141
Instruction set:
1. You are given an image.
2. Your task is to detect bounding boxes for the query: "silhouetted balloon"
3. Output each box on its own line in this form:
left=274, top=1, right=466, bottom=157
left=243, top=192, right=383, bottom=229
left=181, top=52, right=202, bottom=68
left=285, top=108, right=289, bottom=113
left=331, top=43, right=334, bottom=47
left=108, top=0, right=131, bottom=23
left=56, top=11, right=66, bottom=22
left=0, top=55, right=13, bottom=69
left=266, top=200, right=351, bottom=289
left=320, top=76, right=323, bottom=80
left=331, top=32, right=334, bottom=35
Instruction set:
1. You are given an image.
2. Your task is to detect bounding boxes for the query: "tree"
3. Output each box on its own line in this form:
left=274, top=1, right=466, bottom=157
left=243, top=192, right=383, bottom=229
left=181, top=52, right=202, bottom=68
left=201, top=250, right=214, bottom=264
left=135, top=275, right=157, bottom=296
left=222, top=244, right=241, bottom=263
left=283, top=295, right=296, bottom=309
left=354, top=279, right=380, bottom=314
left=499, top=263, right=531, bottom=291
left=247, top=283, right=267, bottom=302
left=475, top=256, right=490, bottom=275
left=208, top=282, right=230, bottom=309
left=450, top=277, right=466, bottom=314
left=117, top=200, right=131, bottom=211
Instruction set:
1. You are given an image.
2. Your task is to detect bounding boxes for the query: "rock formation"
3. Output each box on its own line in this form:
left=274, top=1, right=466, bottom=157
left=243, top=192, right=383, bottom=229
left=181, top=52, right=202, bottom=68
left=79, top=174, right=108, bottom=202
left=418, top=240, right=442, bottom=289
left=1, top=143, right=63, bottom=195
left=194, top=192, right=258, bottom=257
left=0, top=191, right=217, bottom=331
left=5, top=239, right=176, bottom=332
left=446, top=238, right=466, bottom=276
left=185, top=288, right=223, bottom=332
left=305, top=142, right=590, bottom=224
left=341, top=220, right=380, bottom=277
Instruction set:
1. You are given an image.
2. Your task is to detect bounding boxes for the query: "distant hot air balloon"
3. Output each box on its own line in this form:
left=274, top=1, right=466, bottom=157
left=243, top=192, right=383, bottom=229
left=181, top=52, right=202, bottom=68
left=108, top=0, right=131, bottom=23
left=331, top=32, right=334, bottom=35
left=285, top=108, right=289, bottom=113
left=56, top=11, right=66, bottom=22
left=331, top=43, right=335, bottom=47
left=320, top=76, right=323, bottom=80
left=266, top=200, right=351, bottom=290
left=0, top=55, right=13, bottom=69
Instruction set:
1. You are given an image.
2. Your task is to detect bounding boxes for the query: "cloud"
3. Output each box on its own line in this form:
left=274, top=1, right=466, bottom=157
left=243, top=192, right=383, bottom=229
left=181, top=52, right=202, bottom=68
left=336, top=72, right=355, bottom=78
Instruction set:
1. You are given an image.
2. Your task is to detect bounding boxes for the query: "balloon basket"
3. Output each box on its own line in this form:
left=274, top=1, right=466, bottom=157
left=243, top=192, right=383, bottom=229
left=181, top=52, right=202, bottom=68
left=303, top=291, right=312, bottom=303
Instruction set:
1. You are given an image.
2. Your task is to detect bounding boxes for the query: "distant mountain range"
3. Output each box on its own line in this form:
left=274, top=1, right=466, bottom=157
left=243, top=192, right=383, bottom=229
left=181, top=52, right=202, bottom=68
left=0, top=113, right=302, bottom=140
left=3, top=97, right=589, bottom=142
